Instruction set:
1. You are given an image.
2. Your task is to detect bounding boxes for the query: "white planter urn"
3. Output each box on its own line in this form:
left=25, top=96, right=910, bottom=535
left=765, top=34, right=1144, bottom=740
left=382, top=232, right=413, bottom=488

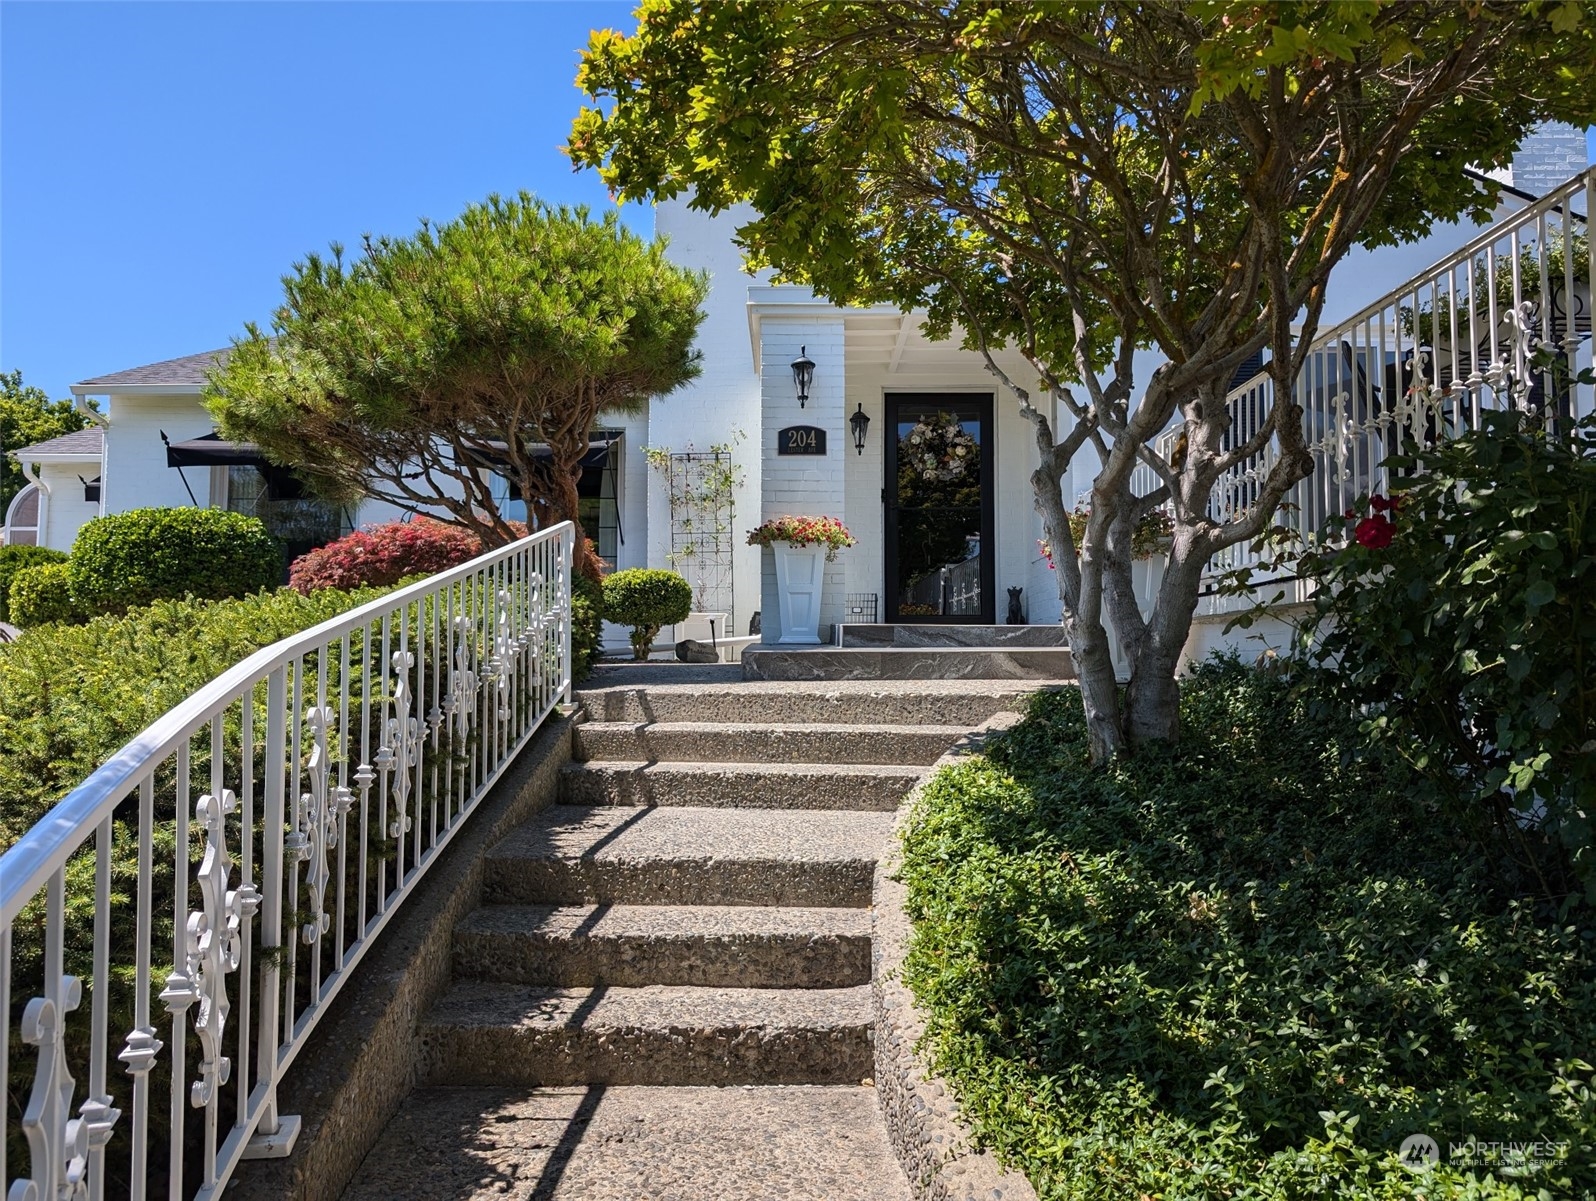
left=772, top=541, right=825, bottom=645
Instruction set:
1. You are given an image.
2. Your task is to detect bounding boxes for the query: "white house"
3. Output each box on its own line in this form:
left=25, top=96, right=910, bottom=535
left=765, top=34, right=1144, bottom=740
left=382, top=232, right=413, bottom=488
left=9, top=130, right=1589, bottom=670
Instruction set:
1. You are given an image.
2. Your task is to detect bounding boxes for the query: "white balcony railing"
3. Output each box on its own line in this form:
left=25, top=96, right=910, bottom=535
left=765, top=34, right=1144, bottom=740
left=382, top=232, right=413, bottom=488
left=1133, top=168, right=1593, bottom=606
left=2, top=522, right=574, bottom=1201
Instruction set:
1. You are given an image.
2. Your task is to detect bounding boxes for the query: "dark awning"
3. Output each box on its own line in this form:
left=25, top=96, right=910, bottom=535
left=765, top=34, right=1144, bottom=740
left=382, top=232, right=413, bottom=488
left=460, top=431, right=623, bottom=473
left=164, top=431, right=270, bottom=469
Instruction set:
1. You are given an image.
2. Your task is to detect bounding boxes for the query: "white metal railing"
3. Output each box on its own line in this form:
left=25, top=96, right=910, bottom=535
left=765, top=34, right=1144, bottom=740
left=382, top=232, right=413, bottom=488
left=2, top=523, right=574, bottom=1201
left=1131, top=168, right=1593, bottom=604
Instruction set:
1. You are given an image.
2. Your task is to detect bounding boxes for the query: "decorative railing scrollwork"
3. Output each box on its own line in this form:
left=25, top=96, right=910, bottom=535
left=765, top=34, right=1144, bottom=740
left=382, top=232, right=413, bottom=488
left=14, top=974, right=91, bottom=1201
left=1128, top=167, right=1593, bottom=610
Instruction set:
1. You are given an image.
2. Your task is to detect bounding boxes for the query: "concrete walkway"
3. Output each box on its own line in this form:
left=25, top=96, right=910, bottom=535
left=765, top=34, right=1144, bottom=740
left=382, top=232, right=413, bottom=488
left=343, top=668, right=1046, bottom=1200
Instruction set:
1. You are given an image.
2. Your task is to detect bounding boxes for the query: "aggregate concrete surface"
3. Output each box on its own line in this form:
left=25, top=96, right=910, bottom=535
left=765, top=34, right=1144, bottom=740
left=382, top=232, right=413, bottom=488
left=573, top=720, right=969, bottom=766
left=557, top=759, right=923, bottom=811
left=484, top=804, right=894, bottom=907
left=455, top=903, right=873, bottom=988
left=341, top=1084, right=912, bottom=1201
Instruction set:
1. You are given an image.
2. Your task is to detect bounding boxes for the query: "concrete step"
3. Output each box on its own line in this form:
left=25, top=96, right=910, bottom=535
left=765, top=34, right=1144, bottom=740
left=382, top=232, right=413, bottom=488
left=557, top=759, right=922, bottom=811
left=574, top=679, right=1046, bottom=725
left=342, top=1084, right=911, bottom=1201
left=838, top=622, right=1071, bottom=648
left=422, top=981, right=874, bottom=1087
left=573, top=720, right=964, bottom=766
left=483, top=805, right=894, bottom=907
left=742, top=645, right=1076, bottom=681
left=454, top=904, right=872, bottom=988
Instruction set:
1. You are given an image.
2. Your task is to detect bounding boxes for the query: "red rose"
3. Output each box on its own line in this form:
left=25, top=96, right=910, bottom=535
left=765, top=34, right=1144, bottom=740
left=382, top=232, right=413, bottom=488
left=1354, top=515, right=1394, bottom=549
left=1370, top=494, right=1394, bottom=513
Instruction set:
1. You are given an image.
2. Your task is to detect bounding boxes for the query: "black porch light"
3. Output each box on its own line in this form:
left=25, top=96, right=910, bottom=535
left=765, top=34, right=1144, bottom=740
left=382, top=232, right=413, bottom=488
left=850, top=402, right=871, bottom=455
left=791, top=345, right=816, bottom=407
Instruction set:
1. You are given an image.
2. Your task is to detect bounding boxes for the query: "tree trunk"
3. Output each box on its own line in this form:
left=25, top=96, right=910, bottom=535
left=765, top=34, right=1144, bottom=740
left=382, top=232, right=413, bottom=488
left=1066, top=611, right=1126, bottom=761
left=1123, top=534, right=1207, bottom=745
left=519, top=457, right=605, bottom=582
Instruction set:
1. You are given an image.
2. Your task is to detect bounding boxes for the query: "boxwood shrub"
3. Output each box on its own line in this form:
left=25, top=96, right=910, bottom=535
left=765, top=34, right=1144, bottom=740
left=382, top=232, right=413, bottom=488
left=68, top=507, right=282, bottom=614
left=7, top=560, right=85, bottom=627
left=901, top=656, right=1596, bottom=1199
left=0, top=544, right=67, bottom=624
left=601, top=567, right=691, bottom=659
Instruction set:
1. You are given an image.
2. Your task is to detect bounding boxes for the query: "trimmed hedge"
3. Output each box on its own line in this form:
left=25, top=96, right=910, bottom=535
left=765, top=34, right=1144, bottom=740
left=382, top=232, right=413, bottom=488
left=601, top=568, right=691, bottom=659
left=0, top=544, right=67, bottom=624
left=901, top=657, right=1596, bottom=1199
left=0, top=586, right=392, bottom=848
left=7, top=561, right=84, bottom=627
left=68, top=507, right=282, bottom=614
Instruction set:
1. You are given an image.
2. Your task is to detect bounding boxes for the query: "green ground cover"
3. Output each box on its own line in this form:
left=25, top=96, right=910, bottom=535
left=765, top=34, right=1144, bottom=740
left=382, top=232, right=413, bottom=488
left=900, top=658, right=1596, bottom=1199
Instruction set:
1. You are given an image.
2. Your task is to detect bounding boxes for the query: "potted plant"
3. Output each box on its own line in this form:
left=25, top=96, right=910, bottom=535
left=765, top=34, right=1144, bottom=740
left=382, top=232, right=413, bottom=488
left=747, top=515, right=855, bottom=644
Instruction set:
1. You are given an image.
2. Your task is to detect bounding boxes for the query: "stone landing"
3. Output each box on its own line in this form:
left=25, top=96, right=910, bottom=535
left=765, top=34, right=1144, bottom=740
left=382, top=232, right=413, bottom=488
left=838, top=622, right=1070, bottom=648
left=743, top=645, right=1075, bottom=680
left=342, top=1085, right=909, bottom=1201
left=741, top=623, right=1075, bottom=680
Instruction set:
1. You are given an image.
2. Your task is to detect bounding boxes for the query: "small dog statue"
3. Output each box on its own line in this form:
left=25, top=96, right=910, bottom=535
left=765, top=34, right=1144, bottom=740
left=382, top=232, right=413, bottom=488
left=1006, top=586, right=1026, bottom=625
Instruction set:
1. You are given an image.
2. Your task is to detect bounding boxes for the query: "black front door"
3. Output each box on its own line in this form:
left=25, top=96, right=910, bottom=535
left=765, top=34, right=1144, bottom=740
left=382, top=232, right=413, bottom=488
left=883, top=394, right=995, bottom=623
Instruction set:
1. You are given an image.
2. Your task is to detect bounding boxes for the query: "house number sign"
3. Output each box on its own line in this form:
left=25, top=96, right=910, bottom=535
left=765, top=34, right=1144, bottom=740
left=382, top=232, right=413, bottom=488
left=778, top=425, right=827, bottom=455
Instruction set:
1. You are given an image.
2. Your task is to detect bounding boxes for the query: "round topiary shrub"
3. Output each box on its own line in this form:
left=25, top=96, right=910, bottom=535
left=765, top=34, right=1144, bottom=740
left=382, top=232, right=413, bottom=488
left=600, top=568, right=691, bottom=660
left=288, top=519, right=498, bottom=593
left=0, top=544, right=68, bottom=624
left=8, top=561, right=86, bottom=627
left=68, top=507, right=282, bottom=615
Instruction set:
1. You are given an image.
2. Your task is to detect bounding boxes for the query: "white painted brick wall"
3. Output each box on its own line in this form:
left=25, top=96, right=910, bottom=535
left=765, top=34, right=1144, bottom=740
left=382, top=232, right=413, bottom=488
left=103, top=394, right=216, bottom=516
left=757, top=316, right=847, bottom=642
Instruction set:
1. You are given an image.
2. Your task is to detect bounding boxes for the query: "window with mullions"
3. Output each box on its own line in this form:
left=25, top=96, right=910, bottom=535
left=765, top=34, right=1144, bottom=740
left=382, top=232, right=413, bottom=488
left=488, top=434, right=623, bottom=568
left=225, top=465, right=346, bottom=562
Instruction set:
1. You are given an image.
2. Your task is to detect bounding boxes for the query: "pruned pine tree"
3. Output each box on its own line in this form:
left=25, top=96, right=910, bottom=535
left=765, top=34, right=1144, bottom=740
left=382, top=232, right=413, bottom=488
left=207, top=194, right=708, bottom=579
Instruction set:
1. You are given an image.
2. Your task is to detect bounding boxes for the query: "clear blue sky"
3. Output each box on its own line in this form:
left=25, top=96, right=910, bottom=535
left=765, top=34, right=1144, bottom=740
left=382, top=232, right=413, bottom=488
left=2, top=0, right=638, bottom=402
left=3, top=3, right=1594, bottom=405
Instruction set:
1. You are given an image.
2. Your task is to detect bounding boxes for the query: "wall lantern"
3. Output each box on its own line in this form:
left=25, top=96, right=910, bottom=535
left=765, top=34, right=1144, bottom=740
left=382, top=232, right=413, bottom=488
left=850, top=403, right=871, bottom=455
left=791, top=346, right=816, bottom=407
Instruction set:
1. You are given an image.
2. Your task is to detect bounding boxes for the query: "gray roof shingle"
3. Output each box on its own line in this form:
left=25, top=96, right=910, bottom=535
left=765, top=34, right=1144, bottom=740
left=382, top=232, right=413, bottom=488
left=8, top=428, right=105, bottom=459
left=74, top=347, right=233, bottom=390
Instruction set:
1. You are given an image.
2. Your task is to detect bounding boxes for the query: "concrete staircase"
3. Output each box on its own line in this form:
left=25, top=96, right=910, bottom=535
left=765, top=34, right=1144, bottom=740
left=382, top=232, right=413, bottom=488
left=342, top=677, right=1042, bottom=1200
